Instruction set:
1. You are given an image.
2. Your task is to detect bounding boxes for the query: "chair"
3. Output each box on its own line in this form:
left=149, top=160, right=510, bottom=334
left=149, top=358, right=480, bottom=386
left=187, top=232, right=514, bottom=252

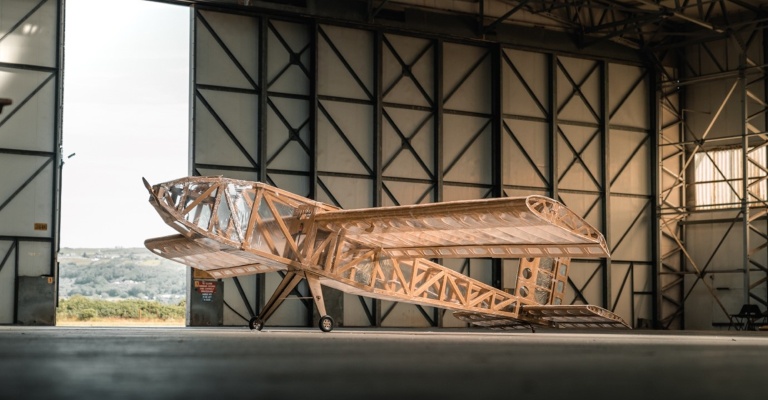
left=730, top=304, right=763, bottom=331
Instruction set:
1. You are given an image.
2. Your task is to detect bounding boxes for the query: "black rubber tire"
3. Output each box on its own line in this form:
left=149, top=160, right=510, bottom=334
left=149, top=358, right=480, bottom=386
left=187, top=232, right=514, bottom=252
left=318, top=315, right=334, bottom=332
left=248, top=317, right=264, bottom=331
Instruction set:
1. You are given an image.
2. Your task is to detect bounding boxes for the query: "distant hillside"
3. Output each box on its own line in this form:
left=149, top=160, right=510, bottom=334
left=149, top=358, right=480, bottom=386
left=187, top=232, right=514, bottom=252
left=58, top=247, right=187, bottom=304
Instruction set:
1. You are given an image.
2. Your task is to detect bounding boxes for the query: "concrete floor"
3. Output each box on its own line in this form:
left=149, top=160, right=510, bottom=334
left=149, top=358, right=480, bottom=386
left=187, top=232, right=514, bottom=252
left=0, top=327, right=766, bottom=400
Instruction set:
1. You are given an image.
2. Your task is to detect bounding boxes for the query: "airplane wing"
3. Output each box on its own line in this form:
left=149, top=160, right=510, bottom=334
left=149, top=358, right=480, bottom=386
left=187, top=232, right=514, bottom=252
left=314, top=195, right=609, bottom=259
left=454, top=304, right=630, bottom=329
left=145, top=234, right=287, bottom=279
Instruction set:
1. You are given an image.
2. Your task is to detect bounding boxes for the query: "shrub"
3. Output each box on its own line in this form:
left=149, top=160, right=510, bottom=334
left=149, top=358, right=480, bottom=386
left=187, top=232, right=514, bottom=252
left=77, top=308, right=98, bottom=321
left=59, top=296, right=184, bottom=321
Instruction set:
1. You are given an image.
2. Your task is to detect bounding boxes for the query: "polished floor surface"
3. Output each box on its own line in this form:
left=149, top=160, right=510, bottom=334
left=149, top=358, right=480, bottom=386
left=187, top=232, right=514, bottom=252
left=0, top=326, right=766, bottom=399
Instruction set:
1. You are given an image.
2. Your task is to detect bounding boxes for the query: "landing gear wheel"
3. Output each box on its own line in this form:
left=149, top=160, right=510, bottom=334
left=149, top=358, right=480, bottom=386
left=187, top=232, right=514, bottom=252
left=318, top=315, right=334, bottom=332
left=249, top=317, right=264, bottom=331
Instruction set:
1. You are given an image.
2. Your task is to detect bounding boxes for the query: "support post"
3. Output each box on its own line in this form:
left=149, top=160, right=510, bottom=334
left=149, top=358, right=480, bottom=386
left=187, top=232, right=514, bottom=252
left=600, top=61, right=612, bottom=310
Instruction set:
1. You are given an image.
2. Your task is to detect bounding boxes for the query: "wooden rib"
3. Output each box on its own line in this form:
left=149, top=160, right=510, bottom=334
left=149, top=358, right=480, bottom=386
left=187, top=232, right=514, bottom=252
left=336, top=248, right=377, bottom=275
left=371, top=261, right=386, bottom=289
left=309, top=232, right=334, bottom=266
left=469, top=289, right=493, bottom=308
left=243, top=188, right=264, bottom=245
left=223, top=190, right=245, bottom=241
left=392, top=261, right=411, bottom=296
left=493, top=297, right=516, bottom=311
left=251, top=213, right=279, bottom=255
left=324, top=232, right=340, bottom=272
left=409, top=259, right=420, bottom=293
left=176, top=182, right=189, bottom=212
left=329, top=231, right=347, bottom=274
left=446, top=275, right=467, bottom=305
left=264, top=194, right=301, bottom=261
left=182, top=184, right=218, bottom=216
left=412, top=270, right=445, bottom=297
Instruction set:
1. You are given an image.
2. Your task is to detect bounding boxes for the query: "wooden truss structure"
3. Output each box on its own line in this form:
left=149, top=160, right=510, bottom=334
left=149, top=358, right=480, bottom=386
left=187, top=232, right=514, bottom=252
left=144, top=176, right=629, bottom=331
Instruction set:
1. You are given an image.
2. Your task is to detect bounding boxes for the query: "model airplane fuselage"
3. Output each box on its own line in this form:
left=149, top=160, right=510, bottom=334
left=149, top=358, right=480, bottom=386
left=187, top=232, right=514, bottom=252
left=144, top=176, right=629, bottom=331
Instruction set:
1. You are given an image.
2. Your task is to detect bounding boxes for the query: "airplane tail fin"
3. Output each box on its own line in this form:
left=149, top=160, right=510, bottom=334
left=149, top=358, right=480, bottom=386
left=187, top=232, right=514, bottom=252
left=453, top=256, right=630, bottom=329
left=514, top=257, right=570, bottom=306
left=454, top=305, right=630, bottom=329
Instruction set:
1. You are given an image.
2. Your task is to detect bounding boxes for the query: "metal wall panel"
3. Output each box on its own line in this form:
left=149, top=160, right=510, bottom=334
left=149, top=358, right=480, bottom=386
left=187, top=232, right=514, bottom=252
left=16, top=275, right=55, bottom=325
left=192, top=9, right=265, bottom=326
left=0, top=0, right=61, bottom=325
left=193, top=10, right=259, bottom=176
left=381, top=33, right=436, bottom=208
left=442, top=43, right=492, bottom=193
left=606, top=62, right=653, bottom=327
left=554, top=57, right=605, bottom=317
left=267, top=19, right=311, bottom=193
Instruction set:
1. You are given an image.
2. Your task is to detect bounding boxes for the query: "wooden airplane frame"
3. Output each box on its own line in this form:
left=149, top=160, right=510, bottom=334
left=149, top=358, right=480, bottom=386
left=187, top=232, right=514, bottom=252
left=144, top=176, right=629, bottom=331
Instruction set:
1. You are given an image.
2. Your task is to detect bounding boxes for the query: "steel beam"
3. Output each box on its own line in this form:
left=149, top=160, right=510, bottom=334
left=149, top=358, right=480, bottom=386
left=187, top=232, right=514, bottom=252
left=601, top=61, right=612, bottom=310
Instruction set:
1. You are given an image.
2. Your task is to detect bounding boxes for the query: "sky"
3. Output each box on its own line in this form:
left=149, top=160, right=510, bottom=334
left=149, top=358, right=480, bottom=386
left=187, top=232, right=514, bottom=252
left=61, top=0, right=189, bottom=248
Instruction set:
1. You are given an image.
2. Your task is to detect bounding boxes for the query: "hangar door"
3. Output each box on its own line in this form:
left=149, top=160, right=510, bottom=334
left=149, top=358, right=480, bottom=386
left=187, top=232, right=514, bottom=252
left=190, top=6, right=654, bottom=328
left=0, top=0, right=62, bottom=325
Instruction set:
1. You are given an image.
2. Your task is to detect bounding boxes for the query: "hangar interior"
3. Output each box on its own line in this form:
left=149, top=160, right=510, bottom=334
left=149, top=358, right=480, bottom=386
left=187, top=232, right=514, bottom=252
left=1, top=0, right=766, bottom=330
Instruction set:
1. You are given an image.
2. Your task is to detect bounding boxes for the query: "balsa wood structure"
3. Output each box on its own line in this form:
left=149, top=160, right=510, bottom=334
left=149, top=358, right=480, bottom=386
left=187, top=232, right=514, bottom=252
left=144, top=176, right=629, bottom=331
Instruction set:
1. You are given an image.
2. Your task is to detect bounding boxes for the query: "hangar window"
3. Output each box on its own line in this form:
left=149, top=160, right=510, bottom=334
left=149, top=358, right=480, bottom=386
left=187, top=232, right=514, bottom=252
left=694, top=147, right=768, bottom=210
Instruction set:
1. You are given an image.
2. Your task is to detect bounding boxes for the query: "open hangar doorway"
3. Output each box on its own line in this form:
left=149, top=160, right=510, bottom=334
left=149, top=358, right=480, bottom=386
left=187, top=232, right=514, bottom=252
left=56, top=0, right=190, bottom=325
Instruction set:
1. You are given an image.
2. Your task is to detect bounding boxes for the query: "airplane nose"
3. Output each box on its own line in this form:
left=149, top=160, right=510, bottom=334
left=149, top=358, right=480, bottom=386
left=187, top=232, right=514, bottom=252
left=142, top=177, right=154, bottom=195
left=142, top=177, right=161, bottom=203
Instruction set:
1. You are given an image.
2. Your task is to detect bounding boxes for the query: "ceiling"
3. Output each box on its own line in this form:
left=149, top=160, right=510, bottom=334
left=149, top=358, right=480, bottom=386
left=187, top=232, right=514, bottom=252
left=161, top=0, right=768, bottom=53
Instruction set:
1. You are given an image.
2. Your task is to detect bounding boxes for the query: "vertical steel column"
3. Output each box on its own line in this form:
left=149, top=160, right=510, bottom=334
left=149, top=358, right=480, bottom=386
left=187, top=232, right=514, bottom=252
left=433, top=38, right=445, bottom=327
left=491, top=43, right=503, bottom=289
left=676, top=48, right=687, bottom=329
left=256, top=17, right=269, bottom=182
left=255, top=16, right=269, bottom=313
left=53, top=0, right=65, bottom=289
left=740, top=52, right=750, bottom=305
left=373, top=31, right=384, bottom=327
left=308, top=19, right=320, bottom=326
left=600, top=61, right=612, bottom=309
left=651, top=66, right=661, bottom=328
left=763, top=26, right=768, bottom=305
left=189, top=6, right=198, bottom=174
left=491, top=43, right=503, bottom=198
left=13, top=239, right=19, bottom=323
left=373, top=31, right=383, bottom=208
left=308, top=21, right=319, bottom=199
left=548, top=54, right=558, bottom=200
left=434, top=39, right=444, bottom=203
left=188, top=6, right=199, bottom=325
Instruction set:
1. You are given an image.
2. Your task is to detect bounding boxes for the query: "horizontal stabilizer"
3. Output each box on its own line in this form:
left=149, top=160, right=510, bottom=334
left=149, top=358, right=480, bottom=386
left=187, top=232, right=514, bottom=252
left=454, top=304, right=630, bottom=329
